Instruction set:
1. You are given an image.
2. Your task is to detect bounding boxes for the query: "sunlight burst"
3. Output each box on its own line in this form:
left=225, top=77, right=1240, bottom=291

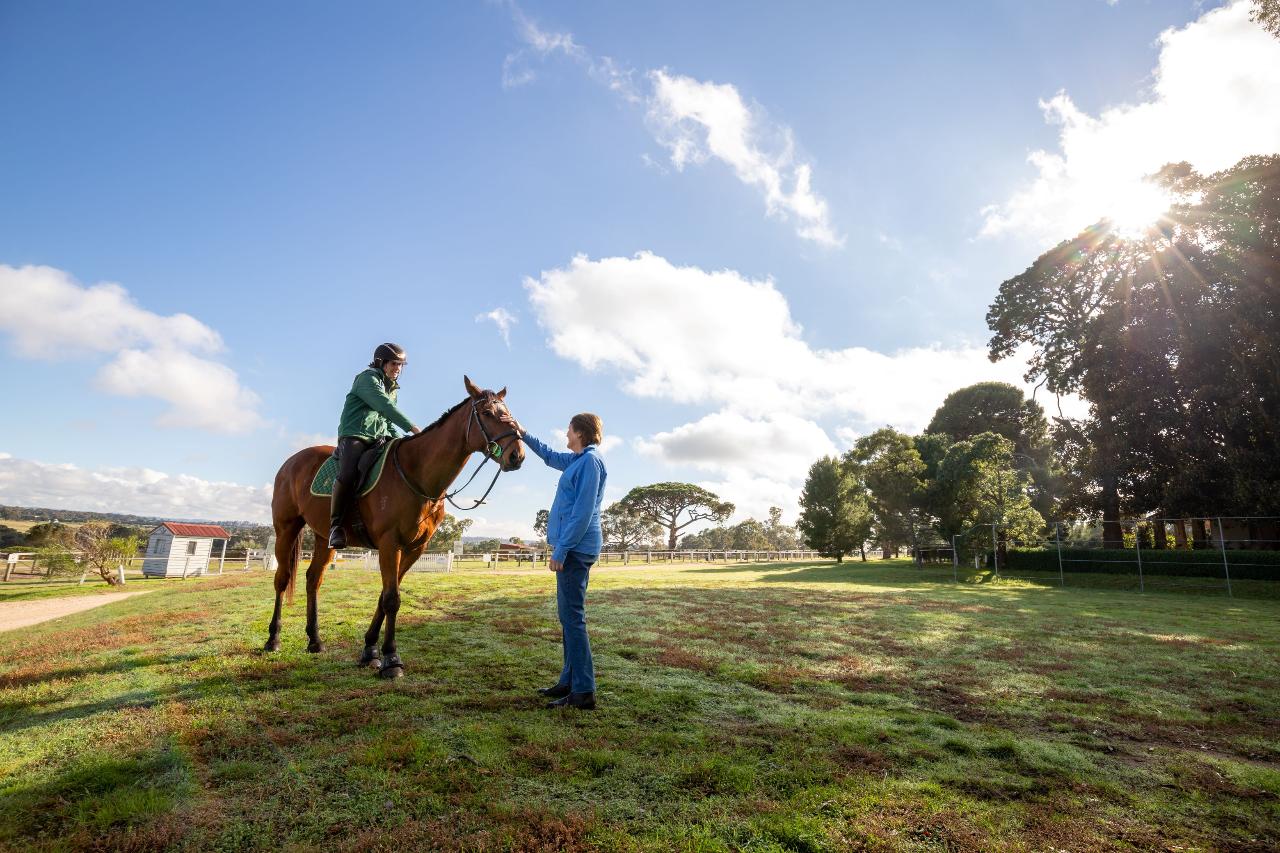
left=1102, top=181, right=1172, bottom=238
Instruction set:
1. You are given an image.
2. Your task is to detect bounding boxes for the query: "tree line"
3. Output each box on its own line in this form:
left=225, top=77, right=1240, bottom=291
left=798, top=155, right=1280, bottom=558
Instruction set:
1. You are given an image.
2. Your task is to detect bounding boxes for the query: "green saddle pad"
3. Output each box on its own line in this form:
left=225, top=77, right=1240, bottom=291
left=310, top=440, right=395, bottom=498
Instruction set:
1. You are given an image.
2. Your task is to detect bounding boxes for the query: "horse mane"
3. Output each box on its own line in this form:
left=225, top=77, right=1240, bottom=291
left=402, top=397, right=471, bottom=443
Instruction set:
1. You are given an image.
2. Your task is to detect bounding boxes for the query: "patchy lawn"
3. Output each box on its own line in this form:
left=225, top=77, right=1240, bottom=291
left=0, top=560, right=1276, bottom=851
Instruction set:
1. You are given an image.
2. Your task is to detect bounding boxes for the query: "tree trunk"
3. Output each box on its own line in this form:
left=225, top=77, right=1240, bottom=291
left=835, top=551, right=844, bottom=563
left=1172, top=519, right=1188, bottom=549
left=859, top=543, right=867, bottom=562
left=667, top=525, right=678, bottom=551
left=1191, top=518, right=1209, bottom=550
left=1152, top=520, right=1167, bottom=549
left=1101, top=475, right=1122, bottom=548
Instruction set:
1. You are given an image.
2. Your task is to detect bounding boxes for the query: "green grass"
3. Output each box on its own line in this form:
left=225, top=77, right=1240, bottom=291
left=0, top=560, right=1277, bottom=851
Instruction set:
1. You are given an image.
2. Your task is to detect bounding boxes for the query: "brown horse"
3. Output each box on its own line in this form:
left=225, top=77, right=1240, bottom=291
left=264, top=376, right=524, bottom=678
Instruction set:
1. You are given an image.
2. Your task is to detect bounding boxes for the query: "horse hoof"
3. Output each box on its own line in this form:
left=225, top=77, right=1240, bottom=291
left=306, top=641, right=324, bottom=654
left=357, top=648, right=381, bottom=668
left=264, top=638, right=281, bottom=652
left=378, top=664, right=405, bottom=679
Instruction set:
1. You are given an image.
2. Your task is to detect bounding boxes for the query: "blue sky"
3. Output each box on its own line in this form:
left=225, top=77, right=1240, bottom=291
left=2, top=0, right=1278, bottom=536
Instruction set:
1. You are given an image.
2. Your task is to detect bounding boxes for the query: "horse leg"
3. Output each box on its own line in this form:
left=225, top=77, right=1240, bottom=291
left=305, top=543, right=334, bottom=653
left=265, top=516, right=304, bottom=652
left=377, top=547, right=405, bottom=679
left=359, top=601, right=385, bottom=668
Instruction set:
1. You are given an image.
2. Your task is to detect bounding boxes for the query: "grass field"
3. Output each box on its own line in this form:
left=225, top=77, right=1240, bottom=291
left=0, top=559, right=1276, bottom=851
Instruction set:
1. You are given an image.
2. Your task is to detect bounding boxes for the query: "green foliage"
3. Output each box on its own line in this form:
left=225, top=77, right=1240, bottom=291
left=845, top=428, right=927, bottom=552
left=933, top=432, right=1044, bottom=545
left=797, top=457, right=873, bottom=561
left=73, top=523, right=141, bottom=585
left=926, top=381, right=1058, bottom=517
left=430, top=514, right=472, bottom=552
left=987, top=156, right=1280, bottom=521
left=601, top=502, right=662, bottom=550
left=24, top=521, right=75, bottom=548
left=619, top=482, right=734, bottom=550
left=32, top=545, right=78, bottom=578
left=1006, top=547, right=1280, bottom=580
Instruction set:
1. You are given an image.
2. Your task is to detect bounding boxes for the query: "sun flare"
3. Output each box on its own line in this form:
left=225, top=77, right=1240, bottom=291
left=1103, top=182, right=1172, bottom=238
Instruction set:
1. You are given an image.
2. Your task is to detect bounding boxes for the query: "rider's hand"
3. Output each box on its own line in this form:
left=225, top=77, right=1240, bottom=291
left=410, top=426, right=421, bottom=435
left=549, top=558, right=563, bottom=573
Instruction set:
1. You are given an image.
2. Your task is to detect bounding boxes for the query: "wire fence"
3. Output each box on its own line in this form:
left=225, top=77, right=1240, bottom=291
left=941, top=515, right=1280, bottom=597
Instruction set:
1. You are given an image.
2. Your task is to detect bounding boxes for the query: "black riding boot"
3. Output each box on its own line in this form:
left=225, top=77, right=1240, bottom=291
left=329, top=478, right=351, bottom=550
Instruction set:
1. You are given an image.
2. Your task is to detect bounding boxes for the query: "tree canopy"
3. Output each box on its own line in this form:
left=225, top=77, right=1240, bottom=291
left=986, top=156, right=1280, bottom=532
left=618, top=483, right=734, bottom=550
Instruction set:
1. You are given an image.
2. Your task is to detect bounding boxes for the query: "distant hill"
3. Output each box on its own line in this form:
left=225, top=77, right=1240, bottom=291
left=0, top=504, right=264, bottom=531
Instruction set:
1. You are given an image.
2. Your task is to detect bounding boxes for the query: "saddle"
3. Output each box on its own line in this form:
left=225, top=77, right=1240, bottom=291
left=309, top=438, right=396, bottom=499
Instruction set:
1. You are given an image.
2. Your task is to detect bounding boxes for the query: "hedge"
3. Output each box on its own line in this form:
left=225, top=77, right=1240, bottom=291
left=1000, top=547, right=1280, bottom=581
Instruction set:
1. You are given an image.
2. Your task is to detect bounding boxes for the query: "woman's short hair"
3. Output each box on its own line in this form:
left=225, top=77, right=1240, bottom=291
left=570, top=413, right=603, bottom=446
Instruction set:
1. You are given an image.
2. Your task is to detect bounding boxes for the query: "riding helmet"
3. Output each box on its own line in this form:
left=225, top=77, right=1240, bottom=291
left=372, top=342, right=408, bottom=366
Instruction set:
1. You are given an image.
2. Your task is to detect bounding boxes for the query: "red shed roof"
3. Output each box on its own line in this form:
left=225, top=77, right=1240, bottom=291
left=155, top=522, right=231, bottom=539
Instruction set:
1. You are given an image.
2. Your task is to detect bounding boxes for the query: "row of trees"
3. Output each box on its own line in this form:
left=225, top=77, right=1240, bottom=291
left=798, top=383, right=1049, bottom=562
left=798, top=153, right=1278, bottom=559
left=531, top=482, right=799, bottom=551
left=987, top=156, right=1279, bottom=544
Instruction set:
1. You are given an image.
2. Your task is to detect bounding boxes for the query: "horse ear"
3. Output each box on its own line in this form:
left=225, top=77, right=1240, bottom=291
left=464, top=375, right=481, bottom=398
left=496, top=387, right=507, bottom=400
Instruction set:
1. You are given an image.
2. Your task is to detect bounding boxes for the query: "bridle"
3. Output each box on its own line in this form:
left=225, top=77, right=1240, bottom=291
left=392, top=395, right=522, bottom=511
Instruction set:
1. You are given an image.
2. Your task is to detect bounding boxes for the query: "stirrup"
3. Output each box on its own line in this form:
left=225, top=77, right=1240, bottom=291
left=328, top=526, right=346, bottom=549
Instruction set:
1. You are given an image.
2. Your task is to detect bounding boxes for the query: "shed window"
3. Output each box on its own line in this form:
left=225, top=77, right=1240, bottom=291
left=187, top=541, right=197, bottom=555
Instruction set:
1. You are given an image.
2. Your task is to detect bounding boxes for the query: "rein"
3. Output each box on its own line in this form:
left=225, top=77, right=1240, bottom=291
left=392, top=397, right=520, bottom=512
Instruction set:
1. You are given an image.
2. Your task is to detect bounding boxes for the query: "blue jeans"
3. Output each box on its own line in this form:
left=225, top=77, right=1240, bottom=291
left=555, top=550, right=596, bottom=693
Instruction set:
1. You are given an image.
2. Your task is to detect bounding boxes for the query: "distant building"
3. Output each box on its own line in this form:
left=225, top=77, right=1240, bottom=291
left=141, top=522, right=230, bottom=577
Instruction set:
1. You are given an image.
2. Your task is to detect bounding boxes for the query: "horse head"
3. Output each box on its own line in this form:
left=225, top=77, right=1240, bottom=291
left=463, top=375, right=525, bottom=471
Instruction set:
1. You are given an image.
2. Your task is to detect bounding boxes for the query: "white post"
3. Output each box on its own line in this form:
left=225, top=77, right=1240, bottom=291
left=182, top=554, right=190, bottom=580
left=217, top=538, right=227, bottom=574
left=117, top=563, right=127, bottom=585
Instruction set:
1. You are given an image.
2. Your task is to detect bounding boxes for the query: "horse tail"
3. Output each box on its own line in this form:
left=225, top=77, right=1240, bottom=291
left=285, top=533, right=302, bottom=606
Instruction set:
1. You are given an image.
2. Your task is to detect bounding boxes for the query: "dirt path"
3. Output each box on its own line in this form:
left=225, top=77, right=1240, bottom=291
left=0, top=591, right=154, bottom=633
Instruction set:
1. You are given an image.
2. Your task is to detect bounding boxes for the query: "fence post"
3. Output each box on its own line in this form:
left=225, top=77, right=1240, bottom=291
left=1054, top=525, right=1065, bottom=587
left=991, top=524, right=999, bottom=579
left=1134, top=521, right=1144, bottom=594
left=1217, top=517, right=1233, bottom=598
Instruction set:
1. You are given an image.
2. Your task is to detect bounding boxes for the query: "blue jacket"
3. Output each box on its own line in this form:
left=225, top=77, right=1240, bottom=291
left=523, top=433, right=607, bottom=563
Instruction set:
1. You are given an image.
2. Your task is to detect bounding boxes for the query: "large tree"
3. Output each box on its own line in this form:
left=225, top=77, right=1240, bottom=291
left=926, top=381, right=1058, bottom=519
left=987, top=156, right=1280, bottom=536
left=618, top=483, right=734, bottom=550
left=933, top=433, right=1045, bottom=566
left=846, top=428, right=927, bottom=557
left=798, top=457, right=874, bottom=562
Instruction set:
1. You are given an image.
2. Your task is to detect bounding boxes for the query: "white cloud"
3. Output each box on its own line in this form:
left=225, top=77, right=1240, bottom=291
left=502, top=7, right=837, bottom=245
left=0, top=264, right=263, bottom=433
left=524, top=252, right=1063, bottom=432
left=647, top=70, right=842, bottom=247
left=635, top=411, right=835, bottom=484
left=526, top=251, right=1084, bottom=519
left=0, top=453, right=272, bottom=522
left=596, top=435, right=623, bottom=454
left=982, top=1, right=1280, bottom=243
left=475, top=307, right=518, bottom=347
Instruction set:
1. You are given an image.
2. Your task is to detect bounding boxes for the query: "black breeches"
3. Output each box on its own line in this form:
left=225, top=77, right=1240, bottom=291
left=335, top=436, right=370, bottom=491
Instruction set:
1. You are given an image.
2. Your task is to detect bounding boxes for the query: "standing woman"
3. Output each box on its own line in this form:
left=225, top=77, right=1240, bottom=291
left=518, top=413, right=607, bottom=710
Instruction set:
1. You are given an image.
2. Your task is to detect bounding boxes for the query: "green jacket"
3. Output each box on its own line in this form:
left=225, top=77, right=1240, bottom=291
left=337, top=368, right=415, bottom=441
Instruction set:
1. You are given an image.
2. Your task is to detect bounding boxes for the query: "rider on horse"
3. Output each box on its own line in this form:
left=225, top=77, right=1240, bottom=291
left=329, top=342, right=421, bottom=549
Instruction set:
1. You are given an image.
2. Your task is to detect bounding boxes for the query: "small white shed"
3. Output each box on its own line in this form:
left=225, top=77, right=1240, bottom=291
left=141, top=522, right=230, bottom=578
